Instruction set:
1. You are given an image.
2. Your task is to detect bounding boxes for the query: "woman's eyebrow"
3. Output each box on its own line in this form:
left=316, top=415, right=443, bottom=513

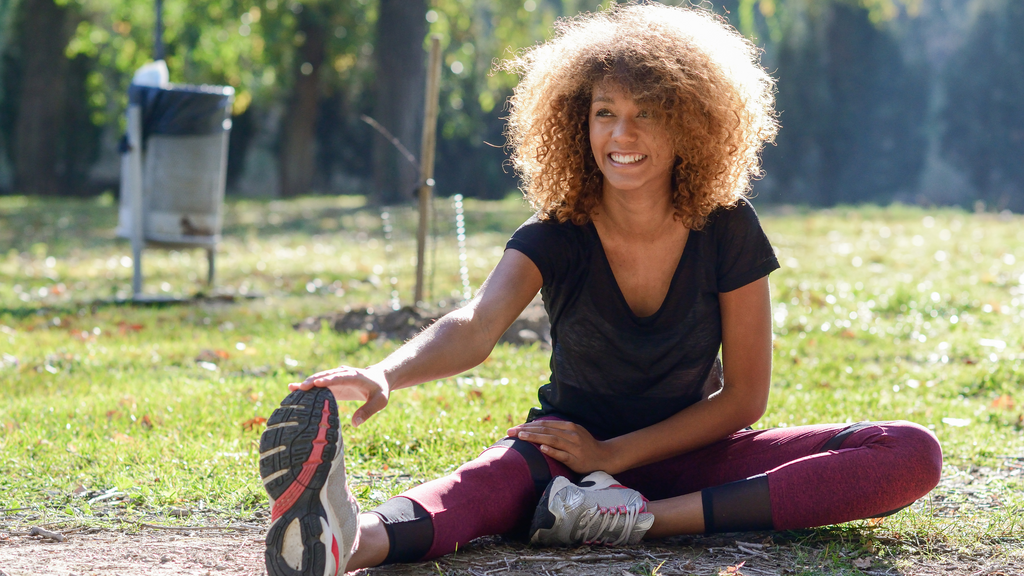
left=591, top=95, right=614, bottom=104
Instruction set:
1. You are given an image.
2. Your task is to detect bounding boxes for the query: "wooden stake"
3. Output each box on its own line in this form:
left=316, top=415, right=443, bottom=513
left=415, top=34, right=442, bottom=306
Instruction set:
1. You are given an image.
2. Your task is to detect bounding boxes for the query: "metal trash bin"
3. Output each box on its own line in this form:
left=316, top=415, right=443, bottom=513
left=116, top=81, right=234, bottom=299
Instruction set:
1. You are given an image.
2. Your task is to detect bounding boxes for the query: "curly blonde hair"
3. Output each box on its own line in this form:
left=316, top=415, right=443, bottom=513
left=503, top=2, right=778, bottom=230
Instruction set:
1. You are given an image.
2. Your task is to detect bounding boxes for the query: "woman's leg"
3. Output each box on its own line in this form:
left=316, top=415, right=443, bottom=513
left=616, top=420, right=942, bottom=536
left=346, top=436, right=573, bottom=570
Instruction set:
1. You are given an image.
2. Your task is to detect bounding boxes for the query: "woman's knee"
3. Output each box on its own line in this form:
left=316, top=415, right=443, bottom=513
left=880, top=420, right=943, bottom=496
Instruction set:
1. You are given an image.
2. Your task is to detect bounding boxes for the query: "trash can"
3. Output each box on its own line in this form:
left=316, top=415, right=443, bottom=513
left=116, top=78, right=234, bottom=298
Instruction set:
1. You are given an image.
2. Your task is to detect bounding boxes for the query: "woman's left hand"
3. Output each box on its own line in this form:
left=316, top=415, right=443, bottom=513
left=507, top=420, right=615, bottom=474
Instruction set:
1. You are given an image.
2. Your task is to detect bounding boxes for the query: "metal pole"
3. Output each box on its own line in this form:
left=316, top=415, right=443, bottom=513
left=414, top=34, right=442, bottom=306
left=155, top=0, right=165, bottom=60
left=127, top=106, right=146, bottom=298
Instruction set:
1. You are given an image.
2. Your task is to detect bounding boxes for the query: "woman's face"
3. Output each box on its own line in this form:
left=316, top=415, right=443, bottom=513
left=589, top=81, right=676, bottom=198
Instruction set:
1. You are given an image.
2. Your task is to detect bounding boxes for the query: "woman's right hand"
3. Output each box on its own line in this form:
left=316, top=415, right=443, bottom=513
left=289, top=365, right=390, bottom=427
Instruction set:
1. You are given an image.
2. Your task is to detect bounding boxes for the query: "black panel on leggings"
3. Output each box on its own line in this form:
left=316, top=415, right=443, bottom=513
left=493, top=436, right=554, bottom=498
left=701, top=474, right=773, bottom=533
left=492, top=436, right=555, bottom=539
left=820, top=421, right=876, bottom=452
left=372, top=497, right=433, bottom=564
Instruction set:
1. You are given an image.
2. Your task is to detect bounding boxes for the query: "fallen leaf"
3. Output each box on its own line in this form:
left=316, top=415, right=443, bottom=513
left=867, top=517, right=885, bottom=526
left=467, top=390, right=483, bottom=400
left=840, top=329, right=856, bottom=338
left=140, top=414, right=154, bottom=430
left=105, top=410, right=121, bottom=421
left=117, top=321, right=144, bottom=335
left=990, top=395, right=1015, bottom=411
left=719, top=561, right=746, bottom=576
left=72, top=484, right=88, bottom=496
left=112, top=432, right=133, bottom=443
left=853, top=557, right=872, bottom=569
left=196, top=349, right=229, bottom=363
left=483, top=414, right=492, bottom=422
left=241, top=417, right=267, bottom=431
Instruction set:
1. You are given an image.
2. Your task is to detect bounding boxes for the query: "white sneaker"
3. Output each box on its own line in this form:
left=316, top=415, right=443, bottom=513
left=529, top=471, right=654, bottom=547
left=260, top=388, right=359, bottom=576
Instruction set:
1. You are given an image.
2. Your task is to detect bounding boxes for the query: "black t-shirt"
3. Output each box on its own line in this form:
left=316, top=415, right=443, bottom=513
left=505, top=199, right=779, bottom=439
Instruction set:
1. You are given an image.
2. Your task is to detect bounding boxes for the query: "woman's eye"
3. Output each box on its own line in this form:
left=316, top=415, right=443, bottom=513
left=594, top=108, right=613, bottom=117
left=637, top=110, right=650, bottom=119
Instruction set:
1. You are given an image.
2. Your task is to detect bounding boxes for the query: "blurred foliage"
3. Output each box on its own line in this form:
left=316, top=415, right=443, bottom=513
left=0, top=0, right=1020, bottom=207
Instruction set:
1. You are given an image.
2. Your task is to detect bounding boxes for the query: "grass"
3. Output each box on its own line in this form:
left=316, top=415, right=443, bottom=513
left=1, top=195, right=1023, bottom=566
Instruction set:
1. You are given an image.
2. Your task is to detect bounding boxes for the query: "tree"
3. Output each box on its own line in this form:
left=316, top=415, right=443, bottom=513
left=1, top=0, right=85, bottom=195
left=942, top=0, right=1024, bottom=211
left=759, top=0, right=928, bottom=205
left=371, top=0, right=427, bottom=205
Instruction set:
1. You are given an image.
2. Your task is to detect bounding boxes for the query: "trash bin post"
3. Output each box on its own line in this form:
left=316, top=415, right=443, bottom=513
left=206, top=248, right=215, bottom=285
left=127, top=105, right=146, bottom=298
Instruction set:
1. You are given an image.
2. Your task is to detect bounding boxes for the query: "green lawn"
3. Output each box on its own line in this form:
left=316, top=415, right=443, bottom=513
left=1, top=195, right=1023, bottom=561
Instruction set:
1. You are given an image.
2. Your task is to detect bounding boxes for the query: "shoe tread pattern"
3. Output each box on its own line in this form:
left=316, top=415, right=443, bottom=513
left=260, top=388, right=340, bottom=576
left=260, top=388, right=339, bottom=500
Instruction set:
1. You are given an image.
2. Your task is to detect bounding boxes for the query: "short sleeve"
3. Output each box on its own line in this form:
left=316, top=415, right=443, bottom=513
left=712, top=200, right=780, bottom=293
left=505, top=215, right=576, bottom=287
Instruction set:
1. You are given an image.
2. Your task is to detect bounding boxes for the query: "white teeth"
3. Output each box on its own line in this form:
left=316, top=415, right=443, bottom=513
left=610, top=153, right=646, bottom=164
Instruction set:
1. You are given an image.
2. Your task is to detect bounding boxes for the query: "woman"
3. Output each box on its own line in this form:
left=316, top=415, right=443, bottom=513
left=258, top=4, right=943, bottom=575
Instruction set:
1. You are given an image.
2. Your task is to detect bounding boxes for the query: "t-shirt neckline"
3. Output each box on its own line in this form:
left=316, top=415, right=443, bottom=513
left=586, top=221, right=697, bottom=324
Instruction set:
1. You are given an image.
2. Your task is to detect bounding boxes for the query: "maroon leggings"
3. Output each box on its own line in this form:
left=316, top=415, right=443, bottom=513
left=372, top=420, right=942, bottom=562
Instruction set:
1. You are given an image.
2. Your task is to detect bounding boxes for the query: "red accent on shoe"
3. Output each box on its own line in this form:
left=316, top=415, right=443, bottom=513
left=331, top=535, right=341, bottom=575
left=270, top=400, right=333, bottom=522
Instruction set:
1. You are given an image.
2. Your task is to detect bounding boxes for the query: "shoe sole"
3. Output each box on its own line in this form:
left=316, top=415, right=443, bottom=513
left=260, top=388, right=350, bottom=576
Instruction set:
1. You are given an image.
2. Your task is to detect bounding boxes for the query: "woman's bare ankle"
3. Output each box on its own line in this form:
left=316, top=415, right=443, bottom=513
left=345, top=513, right=389, bottom=571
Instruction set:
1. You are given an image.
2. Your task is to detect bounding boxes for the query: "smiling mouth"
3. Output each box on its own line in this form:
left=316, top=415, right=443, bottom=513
left=609, top=152, right=647, bottom=165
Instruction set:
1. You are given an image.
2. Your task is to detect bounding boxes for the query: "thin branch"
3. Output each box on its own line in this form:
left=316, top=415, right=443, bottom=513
left=139, top=522, right=262, bottom=532
left=360, top=114, right=420, bottom=170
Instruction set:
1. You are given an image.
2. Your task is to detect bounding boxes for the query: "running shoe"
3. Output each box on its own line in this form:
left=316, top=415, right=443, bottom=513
left=260, top=387, right=359, bottom=576
left=529, top=471, right=654, bottom=547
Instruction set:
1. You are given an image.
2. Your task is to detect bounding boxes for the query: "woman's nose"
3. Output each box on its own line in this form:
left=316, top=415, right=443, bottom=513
left=612, top=118, right=639, bottom=141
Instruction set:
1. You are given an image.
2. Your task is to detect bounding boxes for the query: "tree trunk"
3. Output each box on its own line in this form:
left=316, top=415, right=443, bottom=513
left=12, top=0, right=73, bottom=196
left=372, top=0, right=427, bottom=204
left=278, top=11, right=327, bottom=198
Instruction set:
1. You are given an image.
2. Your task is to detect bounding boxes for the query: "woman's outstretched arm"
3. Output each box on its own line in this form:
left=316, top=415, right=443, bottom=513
left=289, top=249, right=543, bottom=426
left=508, top=276, right=773, bottom=474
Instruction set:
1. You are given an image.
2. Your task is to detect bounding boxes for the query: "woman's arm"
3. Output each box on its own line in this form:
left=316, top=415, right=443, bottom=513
left=509, top=276, right=773, bottom=474
left=291, top=249, right=543, bottom=426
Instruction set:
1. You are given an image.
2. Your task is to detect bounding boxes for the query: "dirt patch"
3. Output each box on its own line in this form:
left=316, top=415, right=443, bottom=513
left=293, top=302, right=551, bottom=347
left=1, top=528, right=1021, bottom=576
left=0, top=530, right=265, bottom=576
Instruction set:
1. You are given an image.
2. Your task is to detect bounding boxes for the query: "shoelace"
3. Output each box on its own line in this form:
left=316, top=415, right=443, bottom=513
left=574, top=503, right=645, bottom=546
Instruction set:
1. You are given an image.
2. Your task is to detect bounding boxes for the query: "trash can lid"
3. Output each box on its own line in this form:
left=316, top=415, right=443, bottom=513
left=129, top=83, right=235, bottom=141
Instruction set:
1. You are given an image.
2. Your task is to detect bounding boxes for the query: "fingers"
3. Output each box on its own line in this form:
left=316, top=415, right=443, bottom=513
left=303, top=367, right=357, bottom=387
left=507, top=420, right=578, bottom=437
left=537, top=443, right=572, bottom=464
left=351, top=391, right=388, bottom=427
